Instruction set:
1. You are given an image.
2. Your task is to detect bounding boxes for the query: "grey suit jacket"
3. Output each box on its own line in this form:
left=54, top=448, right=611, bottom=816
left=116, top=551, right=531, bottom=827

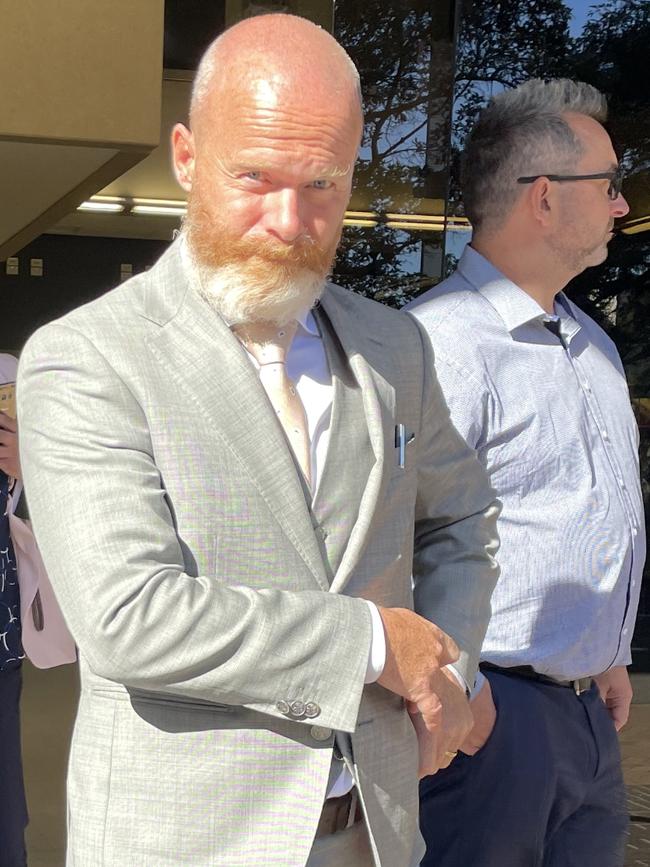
left=17, top=240, right=499, bottom=866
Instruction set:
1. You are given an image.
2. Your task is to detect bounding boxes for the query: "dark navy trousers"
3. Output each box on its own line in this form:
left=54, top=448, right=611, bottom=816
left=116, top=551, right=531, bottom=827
left=419, top=669, right=628, bottom=867
left=0, top=666, right=28, bottom=867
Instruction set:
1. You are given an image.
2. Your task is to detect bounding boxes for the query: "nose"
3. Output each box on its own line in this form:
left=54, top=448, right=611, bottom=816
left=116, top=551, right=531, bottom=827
left=263, top=187, right=305, bottom=243
left=611, top=192, right=629, bottom=219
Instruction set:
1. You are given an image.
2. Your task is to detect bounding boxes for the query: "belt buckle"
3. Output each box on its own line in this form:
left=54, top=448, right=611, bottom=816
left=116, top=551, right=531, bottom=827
left=572, top=677, right=591, bottom=695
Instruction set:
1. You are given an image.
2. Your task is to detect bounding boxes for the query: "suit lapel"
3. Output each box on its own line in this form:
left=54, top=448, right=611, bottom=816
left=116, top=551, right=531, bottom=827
left=316, top=288, right=396, bottom=594
left=143, top=245, right=329, bottom=590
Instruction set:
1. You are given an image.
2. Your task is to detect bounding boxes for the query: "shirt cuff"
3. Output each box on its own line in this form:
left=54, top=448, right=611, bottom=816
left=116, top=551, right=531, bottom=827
left=445, top=664, right=471, bottom=698
left=470, top=670, right=486, bottom=699
left=364, top=601, right=387, bottom=683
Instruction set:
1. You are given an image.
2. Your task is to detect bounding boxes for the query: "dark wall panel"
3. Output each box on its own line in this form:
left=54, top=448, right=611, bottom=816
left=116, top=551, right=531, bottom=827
left=1, top=235, right=169, bottom=353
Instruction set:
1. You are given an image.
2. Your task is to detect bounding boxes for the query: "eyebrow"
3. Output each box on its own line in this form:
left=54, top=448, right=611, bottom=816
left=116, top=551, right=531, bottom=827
left=230, top=163, right=352, bottom=178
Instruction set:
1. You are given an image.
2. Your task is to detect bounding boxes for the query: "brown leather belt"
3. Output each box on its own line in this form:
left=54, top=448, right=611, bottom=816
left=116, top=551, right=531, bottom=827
left=315, top=789, right=363, bottom=838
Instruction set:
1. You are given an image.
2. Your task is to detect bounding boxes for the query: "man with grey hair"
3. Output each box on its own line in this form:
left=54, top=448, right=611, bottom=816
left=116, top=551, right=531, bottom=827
left=408, top=78, right=644, bottom=866
left=17, top=13, right=499, bottom=867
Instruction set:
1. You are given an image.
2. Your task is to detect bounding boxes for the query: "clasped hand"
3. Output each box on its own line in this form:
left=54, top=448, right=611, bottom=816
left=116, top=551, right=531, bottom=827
left=377, top=607, right=474, bottom=778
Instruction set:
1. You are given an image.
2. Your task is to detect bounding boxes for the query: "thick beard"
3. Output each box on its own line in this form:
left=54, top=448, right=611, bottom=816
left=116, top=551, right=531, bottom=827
left=184, top=193, right=340, bottom=326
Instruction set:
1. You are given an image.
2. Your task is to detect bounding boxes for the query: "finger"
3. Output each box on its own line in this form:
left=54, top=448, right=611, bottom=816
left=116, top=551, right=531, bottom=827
left=415, top=700, right=442, bottom=733
left=435, top=630, right=460, bottom=667
left=419, top=762, right=440, bottom=779
left=436, top=743, right=462, bottom=769
left=610, top=708, right=628, bottom=731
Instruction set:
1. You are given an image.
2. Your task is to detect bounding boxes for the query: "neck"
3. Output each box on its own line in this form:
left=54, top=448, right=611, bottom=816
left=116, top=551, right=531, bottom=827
left=471, top=232, right=573, bottom=315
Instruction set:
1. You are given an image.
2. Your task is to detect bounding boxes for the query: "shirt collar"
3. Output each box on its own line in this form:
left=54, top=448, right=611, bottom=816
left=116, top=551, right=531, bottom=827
left=458, top=245, right=551, bottom=333
left=297, top=309, right=320, bottom=337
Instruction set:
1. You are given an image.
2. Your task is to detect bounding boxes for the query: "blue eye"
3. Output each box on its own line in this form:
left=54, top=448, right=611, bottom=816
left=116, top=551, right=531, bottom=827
left=311, top=179, right=333, bottom=190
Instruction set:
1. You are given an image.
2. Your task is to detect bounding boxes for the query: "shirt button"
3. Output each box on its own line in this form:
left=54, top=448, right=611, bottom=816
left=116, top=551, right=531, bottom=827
left=276, top=700, right=291, bottom=715
left=310, top=726, right=332, bottom=741
left=289, top=700, right=306, bottom=718
left=602, top=431, right=610, bottom=441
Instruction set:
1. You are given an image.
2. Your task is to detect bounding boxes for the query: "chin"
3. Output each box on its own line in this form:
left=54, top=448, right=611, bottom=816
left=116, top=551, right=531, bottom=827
left=196, top=263, right=327, bottom=326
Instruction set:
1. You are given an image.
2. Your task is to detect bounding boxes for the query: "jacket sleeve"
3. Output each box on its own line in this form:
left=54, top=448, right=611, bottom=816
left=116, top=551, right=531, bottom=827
left=408, top=317, right=500, bottom=686
left=17, top=323, right=372, bottom=732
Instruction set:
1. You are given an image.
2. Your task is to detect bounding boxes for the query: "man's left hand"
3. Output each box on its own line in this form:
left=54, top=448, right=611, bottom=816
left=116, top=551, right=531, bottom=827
left=594, top=665, right=633, bottom=731
left=460, top=675, right=497, bottom=755
left=408, top=667, right=473, bottom=778
left=0, top=412, right=21, bottom=480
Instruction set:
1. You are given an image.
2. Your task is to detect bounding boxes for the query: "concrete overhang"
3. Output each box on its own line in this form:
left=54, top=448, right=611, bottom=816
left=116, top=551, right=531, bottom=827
left=0, top=0, right=164, bottom=260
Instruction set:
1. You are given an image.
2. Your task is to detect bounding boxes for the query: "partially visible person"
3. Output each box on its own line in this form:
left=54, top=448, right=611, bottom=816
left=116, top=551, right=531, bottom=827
left=0, top=353, right=76, bottom=867
left=408, top=78, right=644, bottom=867
left=0, top=352, right=28, bottom=867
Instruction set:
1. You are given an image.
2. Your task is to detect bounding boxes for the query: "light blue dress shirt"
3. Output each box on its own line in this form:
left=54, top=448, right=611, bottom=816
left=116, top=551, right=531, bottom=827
left=407, top=246, right=646, bottom=680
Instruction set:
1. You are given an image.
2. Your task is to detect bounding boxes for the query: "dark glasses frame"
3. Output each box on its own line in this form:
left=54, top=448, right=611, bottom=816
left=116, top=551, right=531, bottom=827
left=516, top=169, right=623, bottom=200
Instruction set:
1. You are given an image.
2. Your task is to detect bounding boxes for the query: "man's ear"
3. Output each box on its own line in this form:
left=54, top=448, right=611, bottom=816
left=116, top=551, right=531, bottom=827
left=171, top=123, right=195, bottom=193
left=529, top=176, right=554, bottom=226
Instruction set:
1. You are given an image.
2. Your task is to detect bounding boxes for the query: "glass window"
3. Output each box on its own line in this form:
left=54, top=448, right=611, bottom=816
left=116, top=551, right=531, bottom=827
left=334, top=0, right=459, bottom=305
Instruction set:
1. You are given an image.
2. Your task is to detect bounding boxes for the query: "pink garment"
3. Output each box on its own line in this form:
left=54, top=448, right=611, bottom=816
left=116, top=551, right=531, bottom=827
left=8, top=505, right=76, bottom=668
left=1, top=354, right=75, bottom=668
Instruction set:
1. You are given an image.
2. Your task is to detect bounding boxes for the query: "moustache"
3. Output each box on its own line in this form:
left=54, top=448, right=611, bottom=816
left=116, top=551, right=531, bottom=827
left=231, top=235, right=330, bottom=270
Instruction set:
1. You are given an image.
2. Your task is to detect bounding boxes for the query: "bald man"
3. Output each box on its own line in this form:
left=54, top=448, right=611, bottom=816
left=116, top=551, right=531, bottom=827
left=17, top=14, right=499, bottom=867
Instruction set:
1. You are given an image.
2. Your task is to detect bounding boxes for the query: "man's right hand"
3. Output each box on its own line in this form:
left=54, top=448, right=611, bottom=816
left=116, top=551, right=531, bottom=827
left=377, top=606, right=473, bottom=769
left=376, top=606, right=459, bottom=701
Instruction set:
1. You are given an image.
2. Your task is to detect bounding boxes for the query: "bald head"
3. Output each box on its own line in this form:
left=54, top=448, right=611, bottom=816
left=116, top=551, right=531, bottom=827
left=172, top=14, right=363, bottom=326
left=190, top=14, right=362, bottom=132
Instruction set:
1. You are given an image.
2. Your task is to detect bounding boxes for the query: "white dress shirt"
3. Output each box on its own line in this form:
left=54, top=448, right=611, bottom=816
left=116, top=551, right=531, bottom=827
left=408, top=246, right=646, bottom=681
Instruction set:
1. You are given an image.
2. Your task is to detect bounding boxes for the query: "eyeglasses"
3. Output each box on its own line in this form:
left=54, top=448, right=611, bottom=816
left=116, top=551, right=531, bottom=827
left=517, top=169, right=624, bottom=201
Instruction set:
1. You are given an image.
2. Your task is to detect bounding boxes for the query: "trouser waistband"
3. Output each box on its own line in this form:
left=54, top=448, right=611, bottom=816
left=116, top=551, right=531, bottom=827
left=481, top=662, right=593, bottom=695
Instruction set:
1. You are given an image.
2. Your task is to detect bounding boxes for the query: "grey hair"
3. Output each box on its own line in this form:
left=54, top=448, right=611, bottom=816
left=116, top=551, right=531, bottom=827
left=190, top=15, right=362, bottom=125
left=461, top=78, right=608, bottom=233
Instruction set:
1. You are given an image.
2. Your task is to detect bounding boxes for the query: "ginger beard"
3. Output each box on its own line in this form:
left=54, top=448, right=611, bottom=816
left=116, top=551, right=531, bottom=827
left=184, top=190, right=341, bottom=326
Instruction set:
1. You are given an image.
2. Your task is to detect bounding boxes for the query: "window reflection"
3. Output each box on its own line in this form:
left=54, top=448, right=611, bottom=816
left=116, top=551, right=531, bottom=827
left=334, top=0, right=457, bottom=304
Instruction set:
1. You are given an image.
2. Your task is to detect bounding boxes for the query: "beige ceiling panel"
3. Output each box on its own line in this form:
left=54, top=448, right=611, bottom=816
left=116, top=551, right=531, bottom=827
left=0, top=0, right=164, bottom=258
left=1, top=0, right=164, bottom=148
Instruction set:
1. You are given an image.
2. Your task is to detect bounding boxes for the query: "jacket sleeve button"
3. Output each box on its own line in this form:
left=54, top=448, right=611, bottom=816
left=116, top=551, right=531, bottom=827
left=310, top=726, right=332, bottom=741
left=289, top=699, right=306, bottom=717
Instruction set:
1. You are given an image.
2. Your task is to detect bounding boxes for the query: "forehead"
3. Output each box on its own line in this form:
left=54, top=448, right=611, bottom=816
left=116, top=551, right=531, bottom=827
left=564, top=112, right=617, bottom=168
left=198, top=77, right=361, bottom=172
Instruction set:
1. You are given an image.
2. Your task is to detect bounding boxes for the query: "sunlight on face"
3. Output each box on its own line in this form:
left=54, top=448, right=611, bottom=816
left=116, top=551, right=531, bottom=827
left=185, top=198, right=340, bottom=325
left=184, top=72, right=360, bottom=324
